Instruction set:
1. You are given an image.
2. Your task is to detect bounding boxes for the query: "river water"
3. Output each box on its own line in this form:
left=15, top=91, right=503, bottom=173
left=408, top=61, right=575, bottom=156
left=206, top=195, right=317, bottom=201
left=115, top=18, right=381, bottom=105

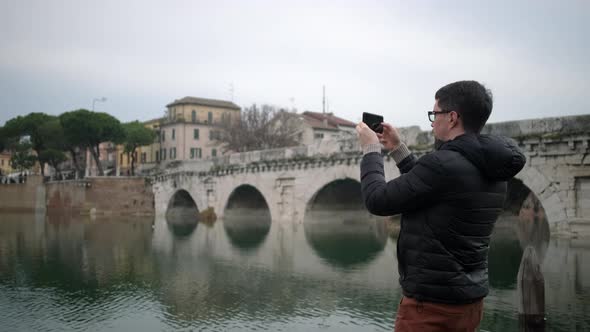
left=0, top=211, right=589, bottom=331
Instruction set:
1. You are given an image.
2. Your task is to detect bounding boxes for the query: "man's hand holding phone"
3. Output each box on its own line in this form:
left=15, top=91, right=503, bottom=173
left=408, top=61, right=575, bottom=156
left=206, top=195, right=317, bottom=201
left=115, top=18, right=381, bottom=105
left=362, top=112, right=384, bottom=134
left=377, top=123, right=401, bottom=151
left=360, top=112, right=401, bottom=152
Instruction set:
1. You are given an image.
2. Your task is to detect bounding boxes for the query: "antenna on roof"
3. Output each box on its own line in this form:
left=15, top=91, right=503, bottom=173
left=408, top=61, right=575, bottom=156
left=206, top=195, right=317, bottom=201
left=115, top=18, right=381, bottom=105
left=229, top=82, right=234, bottom=102
left=322, top=85, right=326, bottom=114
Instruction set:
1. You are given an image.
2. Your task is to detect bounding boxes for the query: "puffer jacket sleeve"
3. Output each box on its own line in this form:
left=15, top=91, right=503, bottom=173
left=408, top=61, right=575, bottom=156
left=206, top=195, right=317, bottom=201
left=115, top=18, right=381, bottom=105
left=397, top=154, right=418, bottom=174
left=361, top=152, right=445, bottom=216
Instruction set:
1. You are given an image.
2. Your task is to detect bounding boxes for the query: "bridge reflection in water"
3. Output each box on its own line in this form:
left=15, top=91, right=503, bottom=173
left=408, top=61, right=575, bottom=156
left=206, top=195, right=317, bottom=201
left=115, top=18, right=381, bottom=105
left=3, top=175, right=588, bottom=331
left=0, top=205, right=588, bottom=331
left=304, top=179, right=388, bottom=268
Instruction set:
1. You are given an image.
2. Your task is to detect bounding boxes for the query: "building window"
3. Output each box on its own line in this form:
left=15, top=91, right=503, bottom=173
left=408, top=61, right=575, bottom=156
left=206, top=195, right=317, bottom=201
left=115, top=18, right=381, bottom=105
left=161, top=130, right=165, bottom=142
left=208, top=112, right=213, bottom=124
left=155, top=151, right=159, bottom=162
left=209, top=130, right=221, bottom=140
left=170, top=148, right=176, bottom=160
left=161, top=149, right=167, bottom=160
left=120, top=153, right=123, bottom=164
left=314, top=133, right=324, bottom=139
left=194, top=129, right=199, bottom=140
left=212, top=149, right=217, bottom=157
left=172, top=129, right=175, bottom=140
left=192, top=110, right=196, bottom=123
left=190, top=148, right=202, bottom=159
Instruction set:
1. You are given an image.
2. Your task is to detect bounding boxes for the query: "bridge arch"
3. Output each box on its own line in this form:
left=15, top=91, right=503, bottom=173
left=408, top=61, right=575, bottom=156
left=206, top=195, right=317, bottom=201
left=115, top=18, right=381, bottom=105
left=306, top=178, right=364, bottom=211
left=167, top=189, right=198, bottom=210
left=224, top=184, right=270, bottom=211
left=300, top=165, right=361, bottom=211
left=222, top=184, right=272, bottom=250
left=514, top=165, right=567, bottom=227
left=165, top=189, right=199, bottom=237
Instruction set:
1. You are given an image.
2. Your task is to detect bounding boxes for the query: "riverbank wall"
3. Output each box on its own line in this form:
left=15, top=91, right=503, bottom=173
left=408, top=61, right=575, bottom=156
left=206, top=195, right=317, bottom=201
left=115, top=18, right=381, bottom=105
left=0, top=176, right=154, bottom=216
left=0, top=175, right=45, bottom=213
left=45, top=177, right=154, bottom=216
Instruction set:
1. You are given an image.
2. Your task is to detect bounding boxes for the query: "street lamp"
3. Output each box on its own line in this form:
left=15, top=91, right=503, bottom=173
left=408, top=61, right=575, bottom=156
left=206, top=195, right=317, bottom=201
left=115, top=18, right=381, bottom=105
left=92, top=97, right=107, bottom=111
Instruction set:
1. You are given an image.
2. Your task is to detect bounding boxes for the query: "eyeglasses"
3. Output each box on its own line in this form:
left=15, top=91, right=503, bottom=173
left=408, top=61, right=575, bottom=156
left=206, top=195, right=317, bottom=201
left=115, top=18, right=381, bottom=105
left=428, top=110, right=454, bottom=122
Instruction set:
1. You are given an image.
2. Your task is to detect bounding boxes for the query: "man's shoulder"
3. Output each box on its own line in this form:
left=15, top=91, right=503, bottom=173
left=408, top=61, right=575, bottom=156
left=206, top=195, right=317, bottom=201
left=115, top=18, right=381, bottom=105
left=420, top=149, right=472, bottom=162
left=418, top=149, right=462, bottom=165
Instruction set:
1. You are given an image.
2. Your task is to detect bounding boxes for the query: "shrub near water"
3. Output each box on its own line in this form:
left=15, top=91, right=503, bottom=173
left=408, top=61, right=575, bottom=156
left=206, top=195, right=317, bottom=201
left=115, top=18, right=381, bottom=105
left=199, top=207, right=217, bottom=227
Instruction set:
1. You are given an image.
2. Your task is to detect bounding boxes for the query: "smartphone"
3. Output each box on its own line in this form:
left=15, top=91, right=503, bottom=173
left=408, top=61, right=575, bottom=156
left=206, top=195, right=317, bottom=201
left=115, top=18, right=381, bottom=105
left=362, top=112, right=384, bottom=133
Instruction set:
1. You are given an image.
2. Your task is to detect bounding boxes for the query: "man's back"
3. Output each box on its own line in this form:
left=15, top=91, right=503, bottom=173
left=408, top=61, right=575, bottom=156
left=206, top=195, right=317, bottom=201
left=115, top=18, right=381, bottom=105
left=361, top=133, right=525, bottom=304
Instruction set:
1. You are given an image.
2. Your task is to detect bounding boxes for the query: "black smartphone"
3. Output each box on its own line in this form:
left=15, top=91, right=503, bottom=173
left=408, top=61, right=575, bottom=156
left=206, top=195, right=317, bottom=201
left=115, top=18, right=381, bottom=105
left=362, top=112, right=384, bottom=133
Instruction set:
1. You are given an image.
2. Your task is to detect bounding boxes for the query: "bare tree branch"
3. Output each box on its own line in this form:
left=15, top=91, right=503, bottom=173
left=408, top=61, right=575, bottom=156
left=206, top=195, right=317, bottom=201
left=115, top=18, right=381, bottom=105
left=215, top=104, right=301, bottom=152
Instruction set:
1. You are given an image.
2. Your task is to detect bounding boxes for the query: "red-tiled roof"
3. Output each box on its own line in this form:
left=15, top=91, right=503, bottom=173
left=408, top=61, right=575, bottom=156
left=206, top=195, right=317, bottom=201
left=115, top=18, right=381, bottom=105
left=302, top=111, right=356, bottom=130
left=167, top=97, right=241, bottom=110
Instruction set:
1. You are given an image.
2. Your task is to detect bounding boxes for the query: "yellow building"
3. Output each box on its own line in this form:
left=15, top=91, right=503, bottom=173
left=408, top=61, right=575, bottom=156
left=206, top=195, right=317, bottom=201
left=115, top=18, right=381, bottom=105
left=0, top=151, right=13, bottom=175
left=159, top=97, right=240, bottom=162
left=138, top=117, right=163, bottom=165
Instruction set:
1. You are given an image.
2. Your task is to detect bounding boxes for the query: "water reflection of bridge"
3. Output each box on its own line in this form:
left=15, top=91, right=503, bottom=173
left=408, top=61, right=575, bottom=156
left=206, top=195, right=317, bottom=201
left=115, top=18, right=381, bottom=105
left=1, top=212, right=589, bottom=331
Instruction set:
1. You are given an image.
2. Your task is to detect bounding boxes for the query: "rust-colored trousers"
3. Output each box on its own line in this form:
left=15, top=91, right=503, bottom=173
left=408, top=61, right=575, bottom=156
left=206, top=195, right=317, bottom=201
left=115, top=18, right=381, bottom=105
left=394, top=296, right=484, bottom=332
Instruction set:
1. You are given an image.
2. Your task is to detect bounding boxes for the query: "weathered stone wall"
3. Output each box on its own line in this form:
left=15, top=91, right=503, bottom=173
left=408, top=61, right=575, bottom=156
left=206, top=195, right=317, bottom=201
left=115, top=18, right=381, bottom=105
left=45, top=177, right=154, bottom=216
left=0, top=175, right=45, bottom=213
left=483, top=115, right=590, bottom=236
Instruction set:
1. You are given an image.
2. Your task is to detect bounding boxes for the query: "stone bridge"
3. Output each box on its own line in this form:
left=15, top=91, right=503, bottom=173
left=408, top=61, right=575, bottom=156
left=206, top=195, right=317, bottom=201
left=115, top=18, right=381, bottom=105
left=149, top=115, right=590, bottom=236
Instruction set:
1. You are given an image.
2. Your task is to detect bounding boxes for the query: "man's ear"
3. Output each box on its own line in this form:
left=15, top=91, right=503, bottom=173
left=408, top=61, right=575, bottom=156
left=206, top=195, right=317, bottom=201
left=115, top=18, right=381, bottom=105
left=449, top=111, right=460, bottom=127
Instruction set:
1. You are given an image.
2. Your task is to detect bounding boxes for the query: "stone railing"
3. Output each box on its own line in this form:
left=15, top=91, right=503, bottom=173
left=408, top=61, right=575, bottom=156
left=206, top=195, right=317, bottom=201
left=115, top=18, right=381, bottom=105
left=147, top=114, right=590, bottom=181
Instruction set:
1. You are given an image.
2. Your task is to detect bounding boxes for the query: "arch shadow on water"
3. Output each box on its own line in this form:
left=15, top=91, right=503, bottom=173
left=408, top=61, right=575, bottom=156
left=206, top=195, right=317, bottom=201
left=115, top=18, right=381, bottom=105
left=488, top=178, right=550, bottom=289
left=166, top=189, right=199, bottom=238
left=304, top=179, right=388, bottom=269
left=223, top=185, right=271, bottom=250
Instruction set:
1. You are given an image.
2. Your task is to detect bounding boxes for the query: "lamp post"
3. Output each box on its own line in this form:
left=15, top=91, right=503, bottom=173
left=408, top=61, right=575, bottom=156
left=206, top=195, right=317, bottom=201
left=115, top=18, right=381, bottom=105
left=92, top=97, right=107, bottom=111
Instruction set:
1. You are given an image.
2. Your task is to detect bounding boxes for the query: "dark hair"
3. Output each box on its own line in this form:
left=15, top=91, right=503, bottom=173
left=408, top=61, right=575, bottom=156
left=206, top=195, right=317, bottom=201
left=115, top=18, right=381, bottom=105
left=435, top=80, right=493, bottom=133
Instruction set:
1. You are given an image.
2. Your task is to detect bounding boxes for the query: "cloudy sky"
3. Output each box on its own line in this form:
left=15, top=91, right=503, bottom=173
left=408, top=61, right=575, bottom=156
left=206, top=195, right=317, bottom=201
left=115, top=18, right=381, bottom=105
left=1, top=0, right=588, bottom=129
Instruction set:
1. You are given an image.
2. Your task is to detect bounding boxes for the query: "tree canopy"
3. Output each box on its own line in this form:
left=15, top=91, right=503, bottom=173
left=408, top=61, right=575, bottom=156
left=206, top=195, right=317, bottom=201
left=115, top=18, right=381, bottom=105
left=3, top=113, right=56, bottom=175
left=0, top=126, right=5, bottom=152
left=215, top=104, right=301, bottom=152
left=9, top=141, right=37, bottom=172
left=60, top=109, right=125, bottom=175
left=122, top=121, right=156, bottom=175
left=38, top=149, right=67, bottom=179
left=36, top=119, right=68, bottom=179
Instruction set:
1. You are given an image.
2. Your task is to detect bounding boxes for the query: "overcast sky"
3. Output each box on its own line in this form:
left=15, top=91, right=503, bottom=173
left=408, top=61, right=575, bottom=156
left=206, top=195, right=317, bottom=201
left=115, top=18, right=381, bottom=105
left=1, top=0, right=588, bottom=130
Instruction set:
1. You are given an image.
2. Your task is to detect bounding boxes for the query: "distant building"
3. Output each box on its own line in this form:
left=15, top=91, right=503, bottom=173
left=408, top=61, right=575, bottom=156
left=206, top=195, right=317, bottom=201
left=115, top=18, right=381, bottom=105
left=85, top=142, right=118, bottom=176
left=158, top=97, right=240, bottom=164
left=298, top=111, right=356, bottom=146
left=0, top=151, right=13, bottom=175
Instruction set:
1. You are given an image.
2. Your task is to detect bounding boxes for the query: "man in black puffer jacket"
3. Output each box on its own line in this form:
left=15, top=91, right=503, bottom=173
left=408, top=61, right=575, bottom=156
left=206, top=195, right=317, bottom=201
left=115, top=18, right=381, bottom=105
left=356, top=81, right=526, bottom=332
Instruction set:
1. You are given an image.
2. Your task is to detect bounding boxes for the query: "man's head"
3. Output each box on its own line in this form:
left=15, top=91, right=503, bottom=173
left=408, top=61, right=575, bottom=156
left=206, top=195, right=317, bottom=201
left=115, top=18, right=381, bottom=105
left=430, top=80, right=493, bottom=141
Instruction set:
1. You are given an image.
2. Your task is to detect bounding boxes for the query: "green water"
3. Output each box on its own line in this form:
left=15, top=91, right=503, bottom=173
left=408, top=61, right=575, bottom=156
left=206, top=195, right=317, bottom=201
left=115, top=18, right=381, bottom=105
left=0, top=212, right=589, bottom=331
